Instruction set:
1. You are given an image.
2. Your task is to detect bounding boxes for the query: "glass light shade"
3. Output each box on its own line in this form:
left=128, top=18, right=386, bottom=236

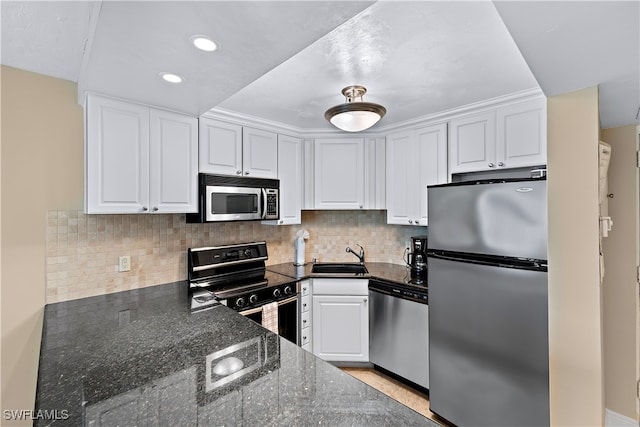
left=329, top=109, right=382, bottom=132
left=325, top=85, right=386, bottom=132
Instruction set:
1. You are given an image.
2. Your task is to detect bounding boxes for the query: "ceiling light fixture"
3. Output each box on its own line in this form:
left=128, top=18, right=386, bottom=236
left=191, top=35, right=219, bottom=52
left=160, top=72, right=183, bottom=84
left=324, top=85, right=387, bottom=132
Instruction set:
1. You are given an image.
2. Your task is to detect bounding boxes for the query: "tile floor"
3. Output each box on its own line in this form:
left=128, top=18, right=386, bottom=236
left=341, top=367, right=451, bottom=425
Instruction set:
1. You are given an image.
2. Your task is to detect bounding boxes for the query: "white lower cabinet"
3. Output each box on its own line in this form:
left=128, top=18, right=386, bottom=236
left=311, top=279, right=369, bottom=362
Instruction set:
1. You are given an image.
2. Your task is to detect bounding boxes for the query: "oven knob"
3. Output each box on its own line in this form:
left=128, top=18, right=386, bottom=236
left=249, top=294, right=258, bottom=304
left=236, top=297, right=246, bottom=308
left=273, top=288, right=282, bottom=298
left=244, top=249, right=251, bottom=257
left=284, top=286, right=292, bottom=295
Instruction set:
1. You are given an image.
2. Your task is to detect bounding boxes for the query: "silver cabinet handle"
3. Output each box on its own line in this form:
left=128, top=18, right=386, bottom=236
left=245, top=171, right=250, bottom=175
left=152, top=207, right=158, bottom=212
left=359, top=205, right=363, bottom=209
left=488, top=163, right=495, bottom=168
left=498, top=162, right=505, bottom=167
left=303, top=319, right=307, bottom=324
left=279, top=220, right=284, bottom=224
left=363, top=298, right=367, bottom=303
left=141, top=207, right=148, bottom=212
left=415, top=220, right=420, bottom=225
left=236, top=170, right=242, bottom=175
left=408, top=219, right=413, bottom=224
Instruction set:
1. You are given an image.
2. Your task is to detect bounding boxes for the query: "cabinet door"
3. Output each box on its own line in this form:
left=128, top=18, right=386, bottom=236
left=386, top=124, right=447, bottom=226
left=242, top=127, right=278, bottom=178
left=386, top=129, right=415, bottom=225
left=496, top=98, right=546, bottom=169
left=416, top=123, right=448, bottom=226
left=314, top=138, right=365, bottom=210
left=449, top=111, right=496, bottom=174
left=85, top=94, right=150, bottom=214
left=275, top=134, right=302, bottom=225
left=149, top=109, right=198, bottom=213
left=198, top=118, right=243, bottom=175
left=312, top=295, right=369, bottom=362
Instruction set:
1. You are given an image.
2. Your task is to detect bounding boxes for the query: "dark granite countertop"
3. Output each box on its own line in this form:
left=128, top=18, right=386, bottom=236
left=266, top=262, right=428, bottom=291
left=35, top=280, right=437, bottom=426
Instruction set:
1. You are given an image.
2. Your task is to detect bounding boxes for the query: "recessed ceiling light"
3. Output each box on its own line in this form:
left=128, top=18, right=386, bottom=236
left=160, top=72, right=183, bottom=84
left=191, top=36, right=218, bottom=52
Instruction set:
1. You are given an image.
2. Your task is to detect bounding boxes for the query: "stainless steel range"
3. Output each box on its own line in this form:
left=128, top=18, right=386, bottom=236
left=188, top=241, right=298, bottom=344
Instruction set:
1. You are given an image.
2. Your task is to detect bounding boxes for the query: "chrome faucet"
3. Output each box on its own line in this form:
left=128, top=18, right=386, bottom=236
left=346, top=244, right=365, bottom=264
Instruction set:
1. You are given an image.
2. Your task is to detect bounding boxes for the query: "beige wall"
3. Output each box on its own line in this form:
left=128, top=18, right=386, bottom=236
left=601, top=125, right=639, bottom=420
left=547, top=86, right=604, bottom=426
left=1, top=66, right=84, bottom=424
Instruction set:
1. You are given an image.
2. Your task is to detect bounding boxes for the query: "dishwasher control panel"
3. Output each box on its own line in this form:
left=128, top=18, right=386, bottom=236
left=368, top=279, right=428, bottom=304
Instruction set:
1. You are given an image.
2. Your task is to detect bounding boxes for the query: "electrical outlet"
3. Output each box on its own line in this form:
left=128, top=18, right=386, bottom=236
left=118, top=255, right=131, bottom=272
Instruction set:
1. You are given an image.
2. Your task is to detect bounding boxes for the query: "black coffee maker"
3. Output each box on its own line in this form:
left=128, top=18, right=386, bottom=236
left=407, top=235, right=428, bottom=276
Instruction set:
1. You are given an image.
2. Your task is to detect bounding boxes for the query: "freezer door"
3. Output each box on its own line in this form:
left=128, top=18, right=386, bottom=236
left=427, top=180, right=547, bottom=260
left=428, top=256, right=549, bottom=426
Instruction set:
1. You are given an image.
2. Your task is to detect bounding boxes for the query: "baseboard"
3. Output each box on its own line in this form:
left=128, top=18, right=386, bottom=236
left=605, top=409, right=637, bottom=427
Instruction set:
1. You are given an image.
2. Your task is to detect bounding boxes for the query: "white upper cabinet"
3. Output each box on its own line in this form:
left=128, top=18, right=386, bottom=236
left=242, top=127, right=278, bottom=179
left=449, top=98, right=546, bottom=174
left=264, top=134, right=303, bottom=225
left=386, top=123, right=448, bottom=226
left=198, top=118, right=243, bottom=176
left=149, top=109, right=199, bottom=213
left=198, top=118, right=278, bottom=179
left=85, top=94, right=197, bottom=214
left=314, top=138, right=365, bottom=210
left=496, top=98, right=546, bottom=169
left=448, top=111, right=496, bottom=174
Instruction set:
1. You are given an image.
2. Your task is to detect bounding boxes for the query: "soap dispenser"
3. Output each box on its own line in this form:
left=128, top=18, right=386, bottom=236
left=294, top=229, right=309, bottom=266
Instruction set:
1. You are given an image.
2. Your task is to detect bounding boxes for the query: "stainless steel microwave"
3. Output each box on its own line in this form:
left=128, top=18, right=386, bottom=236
left=187, top=174, right=279, bottom=223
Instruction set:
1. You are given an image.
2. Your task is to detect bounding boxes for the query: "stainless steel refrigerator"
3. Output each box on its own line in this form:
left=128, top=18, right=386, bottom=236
left=427, top=178, right=549, bottom=427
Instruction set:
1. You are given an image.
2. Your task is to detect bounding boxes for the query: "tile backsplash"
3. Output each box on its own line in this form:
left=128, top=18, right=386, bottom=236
left=46, top=210, right=418, bottom=303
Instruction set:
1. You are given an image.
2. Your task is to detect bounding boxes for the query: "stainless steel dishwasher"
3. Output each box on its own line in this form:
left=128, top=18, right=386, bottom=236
left=369, top=278, right=429, bottom=389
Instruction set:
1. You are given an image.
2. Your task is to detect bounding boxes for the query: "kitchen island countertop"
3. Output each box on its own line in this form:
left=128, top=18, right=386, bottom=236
left=35, top=279, right=437, bottom=426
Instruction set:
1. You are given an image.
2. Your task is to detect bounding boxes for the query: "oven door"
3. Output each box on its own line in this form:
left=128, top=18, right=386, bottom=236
left=205, top=185, right=262, bottom=221
left=239, top=296, right=298, bottom=345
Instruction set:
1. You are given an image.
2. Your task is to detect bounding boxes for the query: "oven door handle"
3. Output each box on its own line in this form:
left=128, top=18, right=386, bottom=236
left=239, top=295, right=298, bottom=317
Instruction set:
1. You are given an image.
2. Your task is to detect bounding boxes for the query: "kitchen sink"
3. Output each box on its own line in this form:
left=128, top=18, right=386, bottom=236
left=311, top=263, right=369, bottom=274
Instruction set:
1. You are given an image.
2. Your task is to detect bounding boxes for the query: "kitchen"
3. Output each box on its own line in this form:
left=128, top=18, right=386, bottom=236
left=1, top=1, right=639, bottom=426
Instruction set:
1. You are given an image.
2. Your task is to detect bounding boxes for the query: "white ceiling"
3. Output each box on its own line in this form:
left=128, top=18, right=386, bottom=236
left=1, top=1, right=638, bottom=131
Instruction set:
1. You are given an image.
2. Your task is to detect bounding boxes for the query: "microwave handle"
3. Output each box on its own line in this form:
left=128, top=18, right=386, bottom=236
left=261, top=188, right=267, bottom=219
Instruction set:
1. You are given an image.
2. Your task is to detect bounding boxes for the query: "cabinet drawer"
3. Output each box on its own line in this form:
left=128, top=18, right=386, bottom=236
left=300, top=328, right=311, bottom=347
left=301, top=295, right=311, bottom=312
left=300, top=280, right=311, bottom=296
left=312, top=279, right=368, bottom=295
left=301, top=310, right=311, bottom=329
